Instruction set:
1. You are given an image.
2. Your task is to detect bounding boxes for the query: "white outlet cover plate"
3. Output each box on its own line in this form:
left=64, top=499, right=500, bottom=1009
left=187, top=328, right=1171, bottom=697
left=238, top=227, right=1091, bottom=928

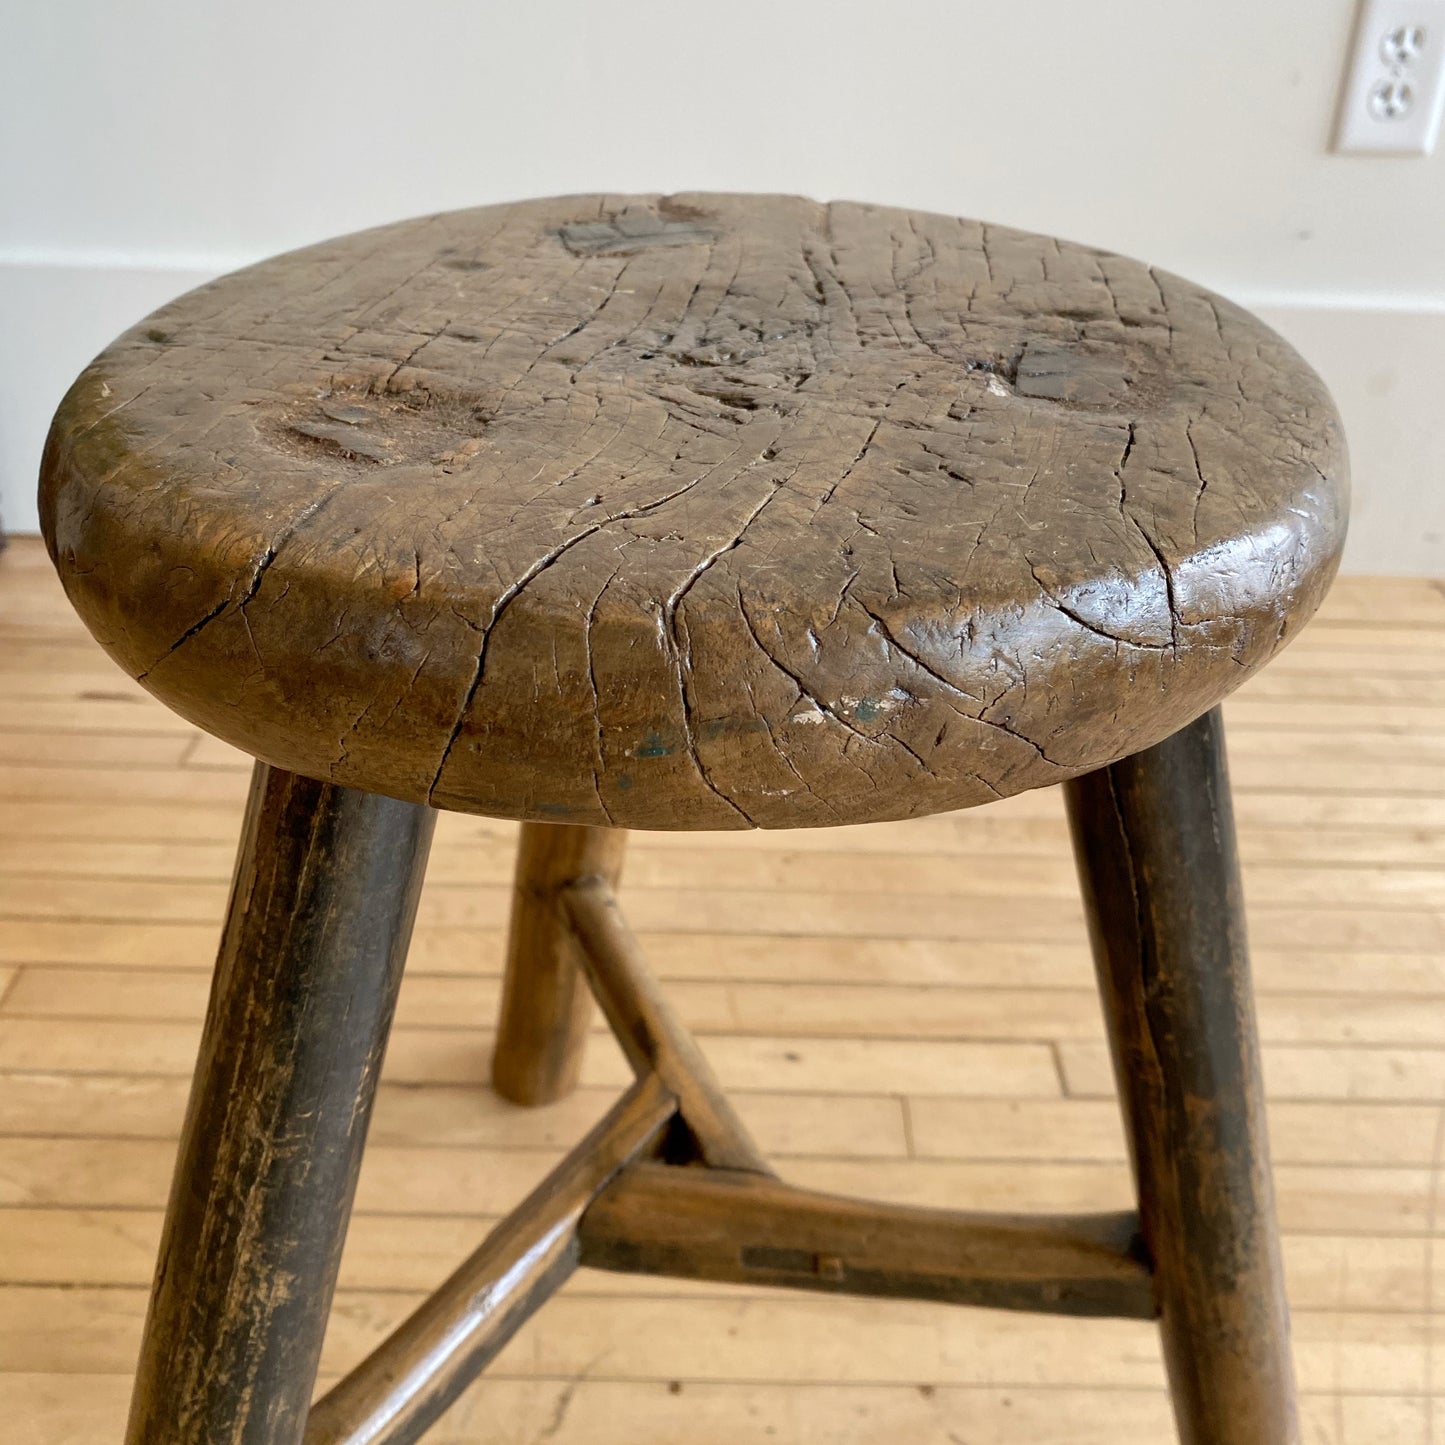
left=1336, top=0, right=1445, bottom=153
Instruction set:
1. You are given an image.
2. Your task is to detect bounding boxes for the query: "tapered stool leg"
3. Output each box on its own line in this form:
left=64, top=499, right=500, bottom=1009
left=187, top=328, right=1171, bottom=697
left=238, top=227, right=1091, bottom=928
left=491, top=821, right=627, bottom=1105
left=1063, top=708, right=1296, bottom=1445
left=124, top=763, right=435, bottom=1445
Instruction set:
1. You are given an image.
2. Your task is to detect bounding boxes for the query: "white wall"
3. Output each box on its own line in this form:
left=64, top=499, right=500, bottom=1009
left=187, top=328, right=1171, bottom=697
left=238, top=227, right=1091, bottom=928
left=3, top=0, right=1441, bottom=570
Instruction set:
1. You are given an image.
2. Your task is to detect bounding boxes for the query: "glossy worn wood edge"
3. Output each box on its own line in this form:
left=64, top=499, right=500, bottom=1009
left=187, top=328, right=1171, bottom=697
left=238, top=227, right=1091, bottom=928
left=39, top=194, right=1349, bottom=830
left=491, top=821, right=626, bottom=1105
left=578, top=1161, right=1154, bottom=1320
left=304, top=1073, right=677, bottom=1445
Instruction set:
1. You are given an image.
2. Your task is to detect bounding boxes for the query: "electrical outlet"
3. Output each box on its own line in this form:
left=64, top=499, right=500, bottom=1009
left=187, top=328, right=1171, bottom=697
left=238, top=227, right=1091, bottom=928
left=1335, top=0, right=1445, bottom=154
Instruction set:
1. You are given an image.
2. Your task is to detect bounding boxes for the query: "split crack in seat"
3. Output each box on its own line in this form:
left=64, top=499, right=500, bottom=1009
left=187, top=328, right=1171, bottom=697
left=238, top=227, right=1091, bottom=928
left=41, top=192, right=1345, bottom=830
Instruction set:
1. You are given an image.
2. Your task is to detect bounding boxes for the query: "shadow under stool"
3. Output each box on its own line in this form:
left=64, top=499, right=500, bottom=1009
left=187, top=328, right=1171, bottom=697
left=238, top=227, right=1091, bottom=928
left=39, top=193, right=1349, bottom=1445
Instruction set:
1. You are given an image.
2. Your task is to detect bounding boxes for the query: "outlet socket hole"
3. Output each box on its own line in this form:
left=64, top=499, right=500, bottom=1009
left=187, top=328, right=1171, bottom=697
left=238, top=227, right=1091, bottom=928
left=1369, top=77, right=1416, bottom=118
left=1381, top=24, right=1427, bottom=67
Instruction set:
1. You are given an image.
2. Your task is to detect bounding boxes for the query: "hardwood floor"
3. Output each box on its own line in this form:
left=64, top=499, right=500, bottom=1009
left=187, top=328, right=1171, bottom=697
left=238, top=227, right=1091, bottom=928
left=1, top=534, right=1442, bottom=1443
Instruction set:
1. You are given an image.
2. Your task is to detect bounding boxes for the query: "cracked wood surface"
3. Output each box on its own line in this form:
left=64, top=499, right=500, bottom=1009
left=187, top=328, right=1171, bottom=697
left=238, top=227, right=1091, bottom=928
left=39, top=193, right=1348, bottom=828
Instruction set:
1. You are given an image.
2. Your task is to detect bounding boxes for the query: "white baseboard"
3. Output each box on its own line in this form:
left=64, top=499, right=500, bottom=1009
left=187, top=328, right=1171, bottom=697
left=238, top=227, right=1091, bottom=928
left=2, top=262, right=1440, bottom=575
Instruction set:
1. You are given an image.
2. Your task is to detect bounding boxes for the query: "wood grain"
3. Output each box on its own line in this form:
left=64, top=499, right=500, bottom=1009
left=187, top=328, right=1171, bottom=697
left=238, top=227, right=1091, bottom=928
left=491, top=822, right=626, bottom=1105
left=578, top=1161, right=1152, bottom=1318
left=563, top=877, right=769, bottom=1172
left=304, top=1074, right=674, bottom=1445
left=123, top=764, right=435, bottom=1445
left=1067, top=711, right=1295, bottom=1445
left=40, top=194, right=1346, bottom=828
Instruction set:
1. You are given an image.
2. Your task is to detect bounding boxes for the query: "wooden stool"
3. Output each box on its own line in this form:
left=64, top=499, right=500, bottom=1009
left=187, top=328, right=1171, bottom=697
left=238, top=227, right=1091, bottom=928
left=40, top=194, right=1348, bottom=1445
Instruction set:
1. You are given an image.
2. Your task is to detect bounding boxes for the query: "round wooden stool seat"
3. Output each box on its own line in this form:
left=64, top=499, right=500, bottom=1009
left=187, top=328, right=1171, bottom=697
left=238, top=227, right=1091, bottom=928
left=41, top=193, right=1347, bottom=828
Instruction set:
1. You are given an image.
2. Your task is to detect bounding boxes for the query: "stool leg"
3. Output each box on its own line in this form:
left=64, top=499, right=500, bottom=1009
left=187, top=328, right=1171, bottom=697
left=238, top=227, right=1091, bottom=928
left=1063, top=708, right=1297, bottom=1445
left=492, top=821, right=627, bottom=1105
left=124, top=763, right=435, bottom=1445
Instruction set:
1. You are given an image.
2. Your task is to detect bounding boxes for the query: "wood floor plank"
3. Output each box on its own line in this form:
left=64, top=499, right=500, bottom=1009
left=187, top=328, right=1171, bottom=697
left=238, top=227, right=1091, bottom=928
left=0, top=1017, right=1064, bottom=1096
left=8, top=1013, right=1445, bottom=1104
left=0, top=1143, right=1426, bottom=1237
left=1317, top=579, right=1445, bottom=623
left=0, top=538, right=1436, bottom=1433
left=4, top=879, right=1442, bottom=957
left=2, top=919, right=1443, bottom=1000
left=1260, top=645, right=1445, bottom=677
left=5, top=835, right=1445, bottom=914
left=906, top=1097, right=1443, bottom=1168
left=0, top=1071, right=908, bottom=1159
left=0, top=639, right=123, bottom=669
left=0, top=671, right=153, bottom=703
left=1236, top=668, right=1445, bottom=705
left=0, top=699, right=194, bottom=735
left=8, top=967, right=1445, bottom=1047
left=0, top=764, right=249, bottom=806
left=1227, top=698, right=1445, bottom=732
left=1061, top=1039, right=1445, bottom=1104
left=0, top=1063, right=1434, bottom=1168
left=0, top=733, right=193, bottom=770
left=0, top=1284, right=1427, bottom=1394
left=0, top=803, right=248, bottom=846
left=0, top=1377, right=1431, bottom=1445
